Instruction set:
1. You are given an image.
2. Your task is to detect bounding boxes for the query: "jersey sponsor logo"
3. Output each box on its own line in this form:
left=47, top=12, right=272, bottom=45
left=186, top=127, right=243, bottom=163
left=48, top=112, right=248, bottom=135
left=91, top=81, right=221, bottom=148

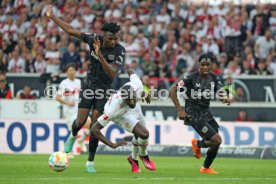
left=91, top=50, right=99, bottom=60
left=196, top=83, right=201, bottom=87
left=108, top=54, right=115, bottom=60
left=201, top=126, right=208, bottom=133
left=118, top=56, right=124, bottom=63
left=63, top=88, right=80, bottom=96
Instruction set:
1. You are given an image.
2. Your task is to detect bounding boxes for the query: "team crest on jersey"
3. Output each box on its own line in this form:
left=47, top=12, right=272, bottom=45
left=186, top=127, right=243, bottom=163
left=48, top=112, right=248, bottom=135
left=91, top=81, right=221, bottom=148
left=108, top=54, right=115, bottom=60
left=202, top=126, right=208, bottom=133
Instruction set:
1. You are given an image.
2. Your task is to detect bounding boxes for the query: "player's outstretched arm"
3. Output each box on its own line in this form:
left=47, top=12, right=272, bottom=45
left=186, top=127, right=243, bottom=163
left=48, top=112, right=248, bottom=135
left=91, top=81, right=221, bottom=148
left=169, top=85, right=187, bottom=120
left=126, top=69, right=135, bottom=76
left=91, top=122, right=127, bottom=149
left=46, top=5, right=81, bottom=39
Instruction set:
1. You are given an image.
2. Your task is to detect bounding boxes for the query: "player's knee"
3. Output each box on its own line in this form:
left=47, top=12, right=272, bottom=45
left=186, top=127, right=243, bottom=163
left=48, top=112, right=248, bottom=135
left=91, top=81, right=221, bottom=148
left=215, top=136, right=222, bottom=146
left=140, top=129, right=149, bottom=139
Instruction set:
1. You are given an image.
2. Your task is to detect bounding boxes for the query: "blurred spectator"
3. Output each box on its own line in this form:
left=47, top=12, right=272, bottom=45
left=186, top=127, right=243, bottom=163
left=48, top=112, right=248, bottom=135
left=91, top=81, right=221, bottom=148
left=0, top=51, right=8, bottom=73
left=60, top=42, right=81, bottom=72
left=240, top=60, right=257, bottom=75
left=254, top=30, right=275, bottom=60
left=129, top=60, right=143, bottom=78
left=17, top=85, right=36, bottom=100
left=8, top=50, right=26, bottom=73
left=34, top=53, right=47, bottom=74
left=235, top=87, right=248, bottom=102
left=256, top=60, right=272, bottom=75
left=45, top=41, right=60, bottom=74
left=223, top=61, right=241, bottom=76
left=175, top=46, right=194, bottom=77
left=202, top=35, right=219, bottom=56
left=0, top=72, right=12, bottom=99
left=140, top=53, right=156, bottom=76
left=235, top=110, right=253, bottom=122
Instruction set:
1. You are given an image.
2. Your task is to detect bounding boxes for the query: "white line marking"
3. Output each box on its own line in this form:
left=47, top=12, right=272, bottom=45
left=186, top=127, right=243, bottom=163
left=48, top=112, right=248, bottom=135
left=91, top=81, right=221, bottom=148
left=0, top=177, right=275, bottom=180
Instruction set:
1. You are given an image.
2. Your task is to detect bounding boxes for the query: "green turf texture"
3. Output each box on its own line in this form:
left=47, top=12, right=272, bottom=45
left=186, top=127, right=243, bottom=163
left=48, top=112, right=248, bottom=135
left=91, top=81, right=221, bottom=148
left=0, top=154, right=275, bottom=184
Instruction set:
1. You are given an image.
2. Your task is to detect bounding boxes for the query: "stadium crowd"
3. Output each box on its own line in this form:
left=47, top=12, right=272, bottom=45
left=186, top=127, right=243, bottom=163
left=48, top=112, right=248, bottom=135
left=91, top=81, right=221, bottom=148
left=1, top=0, right=276, bottom=89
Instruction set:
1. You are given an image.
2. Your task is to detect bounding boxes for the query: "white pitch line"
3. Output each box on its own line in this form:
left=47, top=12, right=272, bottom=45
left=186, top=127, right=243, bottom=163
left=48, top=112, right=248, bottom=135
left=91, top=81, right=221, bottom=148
left=0, top=177, right=275, bottom=180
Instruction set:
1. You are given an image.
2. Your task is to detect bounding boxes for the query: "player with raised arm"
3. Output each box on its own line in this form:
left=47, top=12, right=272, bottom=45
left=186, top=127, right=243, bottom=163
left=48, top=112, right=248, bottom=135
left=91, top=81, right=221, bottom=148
left=91, top=69, right=156, bottom=173
left=46, top=5, right=126, bottom=173
left=55, top=64, right=91, bottom=155
left=169, top=53, right=230, bottom=174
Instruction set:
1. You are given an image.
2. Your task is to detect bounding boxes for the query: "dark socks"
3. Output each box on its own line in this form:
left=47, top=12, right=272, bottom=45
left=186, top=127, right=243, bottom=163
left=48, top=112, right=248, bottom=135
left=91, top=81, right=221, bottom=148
left=88, top=136, right=99, bottom=161
left=203, top=149, right=218, bottom=168
left=197, top=140, right=207, bottom=148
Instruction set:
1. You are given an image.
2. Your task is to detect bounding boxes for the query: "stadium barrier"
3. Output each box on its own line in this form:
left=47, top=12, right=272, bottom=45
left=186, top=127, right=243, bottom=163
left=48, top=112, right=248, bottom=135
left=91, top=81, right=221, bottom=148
left=0, top=119, right=275, bottom=159
left=1, top=99, right=276, bottom=122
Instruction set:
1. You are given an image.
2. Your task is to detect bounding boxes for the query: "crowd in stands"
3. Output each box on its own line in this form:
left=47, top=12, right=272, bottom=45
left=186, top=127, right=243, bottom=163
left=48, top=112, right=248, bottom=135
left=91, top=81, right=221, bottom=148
left=1, top=0, right=276, bottom=92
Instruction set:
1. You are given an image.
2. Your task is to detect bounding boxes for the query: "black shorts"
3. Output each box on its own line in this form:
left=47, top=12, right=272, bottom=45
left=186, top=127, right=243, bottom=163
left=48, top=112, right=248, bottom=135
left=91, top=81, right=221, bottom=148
left=191, top=119, right=219, bottom=140
left=78, top=78, right=110, bottom=113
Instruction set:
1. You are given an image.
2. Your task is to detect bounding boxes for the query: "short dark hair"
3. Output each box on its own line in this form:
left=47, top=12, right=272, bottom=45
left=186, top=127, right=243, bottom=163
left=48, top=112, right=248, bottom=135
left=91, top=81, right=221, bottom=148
left=198, top=53, right=213, bottom=63
left=65, top=63, right=77, bottom=72
left=101, top=22, right=121, bottom=34
left=120, top=85, right=135, bottom=99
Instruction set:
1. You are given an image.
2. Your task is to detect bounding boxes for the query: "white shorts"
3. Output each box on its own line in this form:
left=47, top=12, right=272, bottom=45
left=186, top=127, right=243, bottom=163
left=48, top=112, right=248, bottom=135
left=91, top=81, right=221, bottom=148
left=98, top=103, right=146, bottom=133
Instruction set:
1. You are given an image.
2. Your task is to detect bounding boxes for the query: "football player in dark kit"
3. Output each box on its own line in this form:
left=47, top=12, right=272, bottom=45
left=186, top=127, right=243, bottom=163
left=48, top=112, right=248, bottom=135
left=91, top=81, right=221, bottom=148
left=46, top=5, right=126, bottom=172
left=170, top=53, right=230, bottom=174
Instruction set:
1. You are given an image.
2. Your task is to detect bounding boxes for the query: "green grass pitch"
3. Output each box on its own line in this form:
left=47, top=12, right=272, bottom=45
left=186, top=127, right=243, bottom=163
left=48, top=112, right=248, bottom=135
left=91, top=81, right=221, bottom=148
left=0, top=154, right=275, bottom=184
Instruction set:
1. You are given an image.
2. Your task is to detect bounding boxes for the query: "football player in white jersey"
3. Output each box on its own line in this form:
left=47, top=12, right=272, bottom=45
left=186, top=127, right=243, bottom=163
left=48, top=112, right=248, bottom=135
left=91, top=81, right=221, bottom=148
left=56, top=64, right=91, bottom=154
left=91, top=69, right=156, bottom=173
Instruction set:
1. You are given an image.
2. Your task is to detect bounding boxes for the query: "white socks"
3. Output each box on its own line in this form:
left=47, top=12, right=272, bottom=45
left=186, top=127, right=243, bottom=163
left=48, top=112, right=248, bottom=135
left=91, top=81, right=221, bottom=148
left=132, top=137, right=139, bottom=160
left=86, top=161, right=94, bottom=166
left=137, top=137, right=148, bottom=156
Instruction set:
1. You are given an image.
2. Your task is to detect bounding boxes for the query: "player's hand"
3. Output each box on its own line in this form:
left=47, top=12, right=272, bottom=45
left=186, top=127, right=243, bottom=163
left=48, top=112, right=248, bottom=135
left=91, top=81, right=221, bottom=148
left=46, top=5, right=54, bottom=18
left=66, top=101, right=75, bottom=107
left=142, top=94, right=151, bottom=104
left=93, top=38, right=101, bottom=57
left=178, top=110, right=188, bottom=120
left=111, top=141, right=127, bottom=149
left=222, top=98, right=231, bottom=105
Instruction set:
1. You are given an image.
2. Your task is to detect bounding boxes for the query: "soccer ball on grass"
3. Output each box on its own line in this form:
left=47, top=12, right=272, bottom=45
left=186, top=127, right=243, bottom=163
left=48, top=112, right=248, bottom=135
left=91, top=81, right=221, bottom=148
left=48, top=151, right=69, bottom=172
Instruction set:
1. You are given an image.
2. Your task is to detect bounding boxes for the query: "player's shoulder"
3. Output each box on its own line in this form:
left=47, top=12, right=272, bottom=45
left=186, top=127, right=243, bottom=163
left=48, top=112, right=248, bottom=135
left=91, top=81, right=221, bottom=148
left=185, top=71, right=199, bottom=80
left=209, top=72, right=220, bottom=80
left=114, top=43, right=126, bottom=54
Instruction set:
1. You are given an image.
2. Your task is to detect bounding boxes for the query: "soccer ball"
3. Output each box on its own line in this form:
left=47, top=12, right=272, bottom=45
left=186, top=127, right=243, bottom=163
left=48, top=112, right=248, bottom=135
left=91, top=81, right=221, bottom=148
left=48, top=151, right=69, bottom=172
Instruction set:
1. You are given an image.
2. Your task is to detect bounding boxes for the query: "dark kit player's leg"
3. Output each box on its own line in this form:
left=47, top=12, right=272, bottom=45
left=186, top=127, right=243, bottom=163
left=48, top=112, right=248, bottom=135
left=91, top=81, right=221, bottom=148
left=86, top=97, right=106, bottom=173
left=191, top=119, right=221, bottom=174
left=64, top=108, right=90, bottom=153
left=88, top=109, right=102, bottom=162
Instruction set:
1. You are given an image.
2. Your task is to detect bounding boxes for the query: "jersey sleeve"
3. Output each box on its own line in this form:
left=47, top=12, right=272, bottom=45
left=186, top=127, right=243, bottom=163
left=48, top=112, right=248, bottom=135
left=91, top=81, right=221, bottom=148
left=57, top=82, right=65, bottom=97
left=97, top=114, right=110, bottom=127
left=80, top=32, right=96, bottom=45
left=176, top=76, right=191, bottom=92
left=129, top=74, right=144, bottom=97
left=111, top=47, right=125, bottom=67
left=214, top=76, right=223, bottom=93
